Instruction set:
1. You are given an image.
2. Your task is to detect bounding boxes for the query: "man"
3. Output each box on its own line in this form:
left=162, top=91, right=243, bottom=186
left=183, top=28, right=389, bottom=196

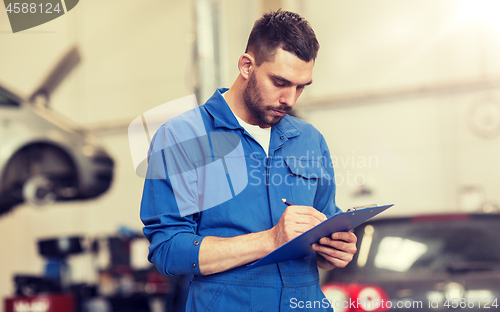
left=141, top=10, right=357, bottom=311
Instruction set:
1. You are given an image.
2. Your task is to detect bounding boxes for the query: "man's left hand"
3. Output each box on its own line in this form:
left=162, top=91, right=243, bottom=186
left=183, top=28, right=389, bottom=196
left=312, top=232, right=357, bottom=270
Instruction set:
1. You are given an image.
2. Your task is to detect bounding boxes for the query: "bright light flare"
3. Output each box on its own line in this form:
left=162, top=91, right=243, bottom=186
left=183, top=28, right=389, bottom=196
left=457, top=0, right=500, bottom=32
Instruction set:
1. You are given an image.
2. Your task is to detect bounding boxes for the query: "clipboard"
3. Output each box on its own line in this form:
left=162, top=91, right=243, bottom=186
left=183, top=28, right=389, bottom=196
left=247, top=204, right=394, bottom=269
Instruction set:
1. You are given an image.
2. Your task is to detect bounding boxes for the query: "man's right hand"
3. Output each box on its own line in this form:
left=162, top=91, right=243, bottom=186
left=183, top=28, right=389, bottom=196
left=198, top=205, right=326, bottom=275
left=270, top=205, right=327, bottom=249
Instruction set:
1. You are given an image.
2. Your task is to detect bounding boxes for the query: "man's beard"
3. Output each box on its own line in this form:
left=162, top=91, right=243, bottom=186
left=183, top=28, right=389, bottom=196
left=243, top=72, right=290, bottom=126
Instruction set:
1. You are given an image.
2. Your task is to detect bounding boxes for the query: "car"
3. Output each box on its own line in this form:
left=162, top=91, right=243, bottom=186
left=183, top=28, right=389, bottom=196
left=0, top=47, right=114, bottom=216
left=321, top=212, right=500, bottom=312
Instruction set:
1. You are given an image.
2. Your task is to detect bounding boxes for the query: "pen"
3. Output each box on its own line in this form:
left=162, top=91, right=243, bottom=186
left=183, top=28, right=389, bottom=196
left=281, top=198, right=295, bottom=206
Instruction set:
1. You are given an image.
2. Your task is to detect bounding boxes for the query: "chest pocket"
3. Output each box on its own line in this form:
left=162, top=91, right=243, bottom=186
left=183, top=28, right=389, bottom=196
left=283, top=157, right=331, bottom=207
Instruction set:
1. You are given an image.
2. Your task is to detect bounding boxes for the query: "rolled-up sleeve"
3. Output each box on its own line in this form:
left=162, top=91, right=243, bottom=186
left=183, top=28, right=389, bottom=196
left=140, top=123, right=206, bottom=276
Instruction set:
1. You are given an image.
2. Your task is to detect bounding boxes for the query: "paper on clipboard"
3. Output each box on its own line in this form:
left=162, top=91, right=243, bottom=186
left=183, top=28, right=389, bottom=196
left=247, top=204, right=394, bottom=269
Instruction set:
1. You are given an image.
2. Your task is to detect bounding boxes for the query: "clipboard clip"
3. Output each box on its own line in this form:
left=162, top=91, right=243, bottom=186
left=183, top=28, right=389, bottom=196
left=347, top=204, right=377, bottom=212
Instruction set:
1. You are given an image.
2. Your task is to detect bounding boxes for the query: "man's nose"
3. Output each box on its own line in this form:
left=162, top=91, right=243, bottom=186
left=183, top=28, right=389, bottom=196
left=279, top=86, right=297, bottom=107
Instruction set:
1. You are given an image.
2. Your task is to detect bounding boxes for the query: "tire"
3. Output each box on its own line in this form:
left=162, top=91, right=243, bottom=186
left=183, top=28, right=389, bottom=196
left=0, top=200, right=17, bottom=216
left=1, top=144, right=77, bottom=211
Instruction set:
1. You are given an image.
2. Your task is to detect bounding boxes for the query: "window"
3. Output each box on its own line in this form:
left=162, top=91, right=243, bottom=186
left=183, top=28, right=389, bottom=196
left=354, top=218, right=500, bottom=275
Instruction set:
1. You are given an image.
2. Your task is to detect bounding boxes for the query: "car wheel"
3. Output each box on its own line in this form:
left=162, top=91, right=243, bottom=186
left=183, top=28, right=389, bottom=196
left=1, top=144, right=78, bottom=212
left=22, top=175, right=56, bottom=206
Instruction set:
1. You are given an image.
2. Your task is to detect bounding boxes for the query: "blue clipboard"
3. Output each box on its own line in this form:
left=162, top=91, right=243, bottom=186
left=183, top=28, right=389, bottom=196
left=247, top=204, right=394, bottom=269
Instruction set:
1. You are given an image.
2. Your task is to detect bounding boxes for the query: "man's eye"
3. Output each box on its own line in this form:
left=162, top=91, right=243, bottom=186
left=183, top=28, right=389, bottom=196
left=274, top=81, right=286, bottom=87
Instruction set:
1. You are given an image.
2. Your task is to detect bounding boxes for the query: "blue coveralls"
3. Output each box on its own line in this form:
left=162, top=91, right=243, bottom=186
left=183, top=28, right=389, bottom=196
left=140, top=88, right=340, bottom=311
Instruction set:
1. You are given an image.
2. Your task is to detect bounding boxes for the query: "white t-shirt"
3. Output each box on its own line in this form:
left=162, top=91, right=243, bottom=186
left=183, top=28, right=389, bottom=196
left=223, top=92, right=271, bottom=156
left=234, top=114, right=271, bottom=156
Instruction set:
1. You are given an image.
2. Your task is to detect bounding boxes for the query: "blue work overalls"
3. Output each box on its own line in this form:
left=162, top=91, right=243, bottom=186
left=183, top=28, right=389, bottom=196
left=141, top=88, right=340, bottom=311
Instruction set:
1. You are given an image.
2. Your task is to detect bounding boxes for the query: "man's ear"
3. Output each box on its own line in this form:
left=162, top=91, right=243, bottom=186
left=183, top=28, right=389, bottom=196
left=238, top=53, right=255, bottom=80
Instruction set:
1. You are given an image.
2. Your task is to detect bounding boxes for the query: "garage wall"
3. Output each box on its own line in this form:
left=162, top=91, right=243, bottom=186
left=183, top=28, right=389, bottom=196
left=1, top=0, right=500, bottom=303
left=304, top=89, right=500, bottom=214
left=295, top=0, right=500, bottom=214
left=0, top=0, right=196, bottom=124
left=0, top=0, right=198, bottom=301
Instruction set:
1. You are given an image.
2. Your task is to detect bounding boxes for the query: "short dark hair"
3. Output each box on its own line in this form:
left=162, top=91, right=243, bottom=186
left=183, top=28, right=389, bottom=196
left=245, top=10, right=319, bottom=66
